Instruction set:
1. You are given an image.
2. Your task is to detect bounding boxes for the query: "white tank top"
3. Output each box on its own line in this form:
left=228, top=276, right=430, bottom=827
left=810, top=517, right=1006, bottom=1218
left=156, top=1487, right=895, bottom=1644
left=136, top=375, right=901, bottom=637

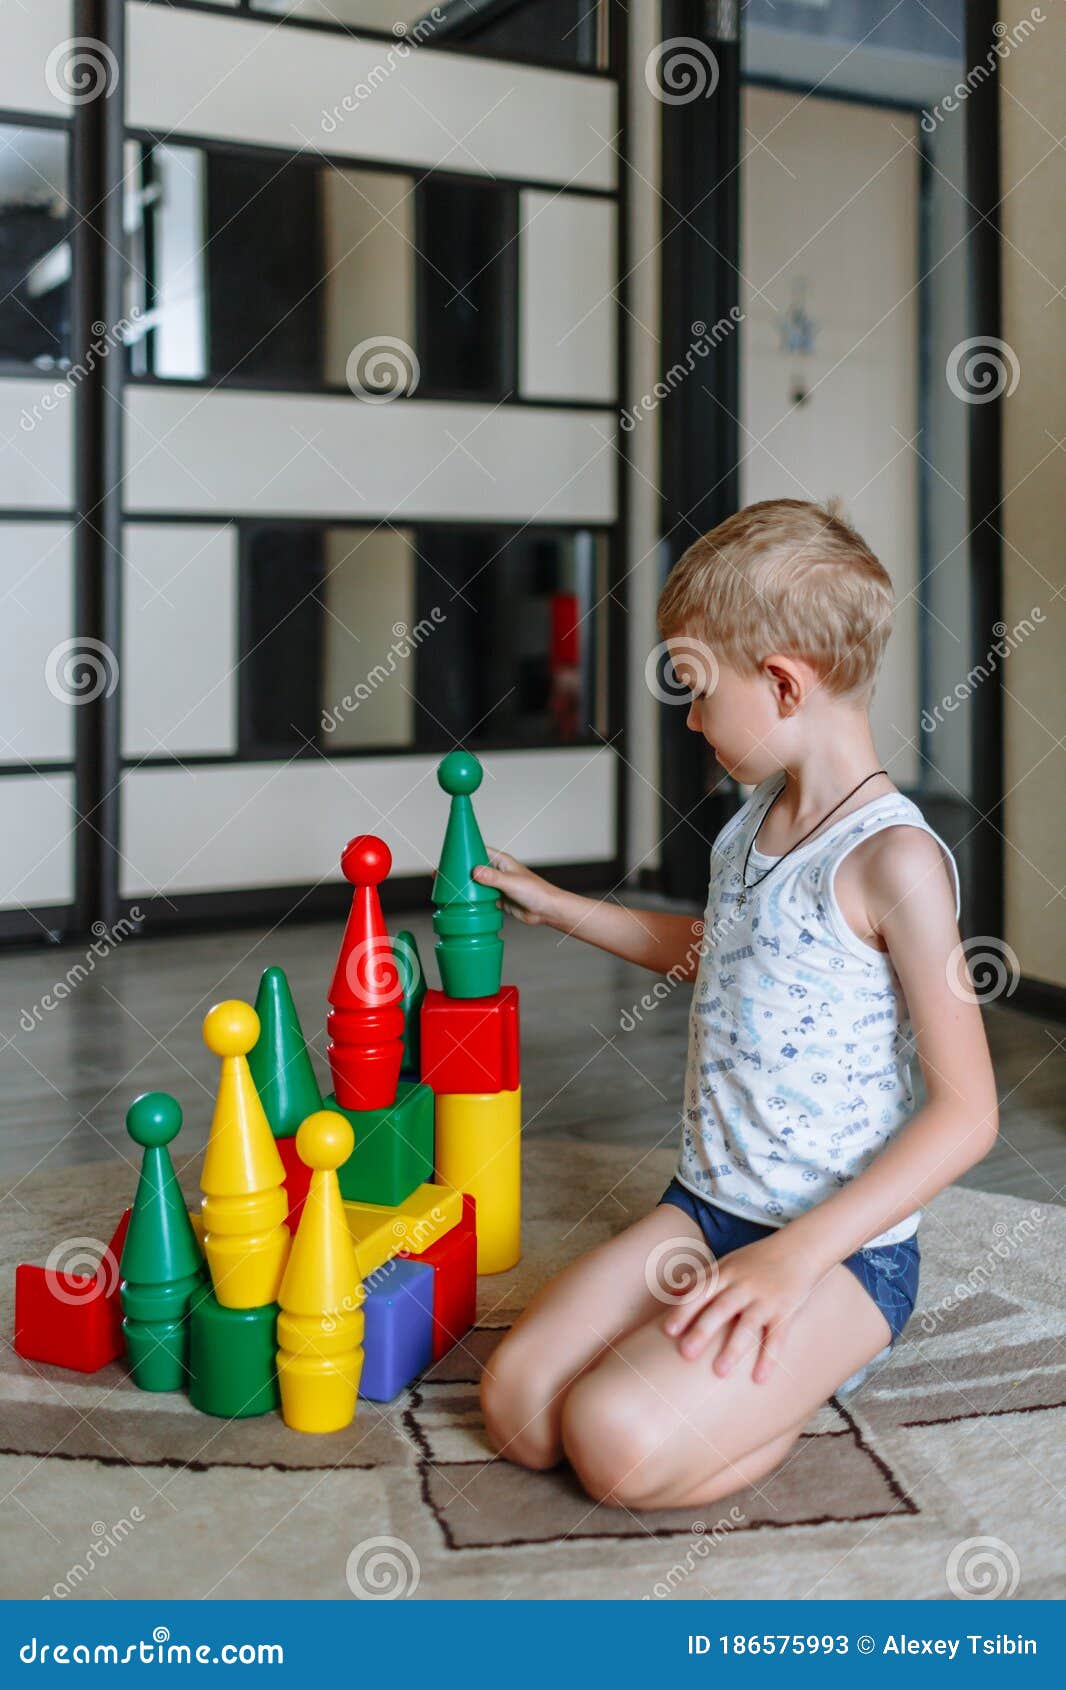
left=678, top=777, right=960, bottom=1248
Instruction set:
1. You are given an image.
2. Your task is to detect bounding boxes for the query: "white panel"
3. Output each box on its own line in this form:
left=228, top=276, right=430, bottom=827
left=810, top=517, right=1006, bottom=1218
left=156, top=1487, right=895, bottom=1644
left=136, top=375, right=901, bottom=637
left=125, top=4, right=617, bottom=190
left=0, top=525, right=75, bottom=763
left=122, top=525, right=238, bottom=758
left=124, top=389, right=616, bottom=523
left=120, top=747, right=616, bottom=895
left=0, top=0, right=76, bottom=118
left=0, top=773, right=75, bottom=908
left=520, top=192, right=618, bottom=402
left=0, top=381, right=74, bottom=509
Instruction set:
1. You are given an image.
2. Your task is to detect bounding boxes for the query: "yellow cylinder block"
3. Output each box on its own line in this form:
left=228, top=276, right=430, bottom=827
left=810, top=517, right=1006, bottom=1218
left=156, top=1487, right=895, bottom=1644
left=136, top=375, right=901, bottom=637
left=434, top=1087, right=520, bottom=1274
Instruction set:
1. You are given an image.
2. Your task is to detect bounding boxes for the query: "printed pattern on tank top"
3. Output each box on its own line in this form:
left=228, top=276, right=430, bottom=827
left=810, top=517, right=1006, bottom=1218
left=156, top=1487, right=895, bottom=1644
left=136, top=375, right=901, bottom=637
left=678, top=779, right=960, bottom=1248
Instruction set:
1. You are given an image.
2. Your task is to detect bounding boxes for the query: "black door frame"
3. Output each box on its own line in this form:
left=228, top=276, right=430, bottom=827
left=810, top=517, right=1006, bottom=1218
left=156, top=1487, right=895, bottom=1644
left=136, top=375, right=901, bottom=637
left=656, top=0, right=1005, bottom=948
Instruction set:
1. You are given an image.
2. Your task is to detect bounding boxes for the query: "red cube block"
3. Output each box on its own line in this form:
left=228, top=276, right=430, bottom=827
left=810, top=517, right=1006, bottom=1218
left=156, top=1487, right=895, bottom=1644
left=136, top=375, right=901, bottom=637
left=276, top=1134, right=313, bottom=1232
left=13, top=1207, right=132, bottom=1374
left=400, top=1194, right=477, bottom=1360
left=420, top=986, right=519, bottom=1095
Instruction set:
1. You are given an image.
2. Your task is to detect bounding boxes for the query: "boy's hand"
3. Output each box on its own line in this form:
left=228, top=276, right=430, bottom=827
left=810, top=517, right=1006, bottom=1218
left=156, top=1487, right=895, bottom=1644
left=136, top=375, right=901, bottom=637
left=662, top=1233, right=823, bottom=1384
left=471, top=849, right=561, bottom=927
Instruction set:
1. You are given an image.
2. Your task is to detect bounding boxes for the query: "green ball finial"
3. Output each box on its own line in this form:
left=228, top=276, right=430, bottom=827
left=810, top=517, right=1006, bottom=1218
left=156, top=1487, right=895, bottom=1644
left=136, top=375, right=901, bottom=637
left=438, top=749, right=482, bottom=796
left=126, top=1090, right=183, bottom=1148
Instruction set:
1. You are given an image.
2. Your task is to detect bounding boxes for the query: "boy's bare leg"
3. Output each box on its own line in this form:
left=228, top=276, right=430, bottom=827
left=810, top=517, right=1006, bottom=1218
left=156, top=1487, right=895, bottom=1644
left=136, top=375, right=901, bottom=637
left=481, top=1204, right=709, bottom=1470
left=559, top=1260, right=891, bottom=1509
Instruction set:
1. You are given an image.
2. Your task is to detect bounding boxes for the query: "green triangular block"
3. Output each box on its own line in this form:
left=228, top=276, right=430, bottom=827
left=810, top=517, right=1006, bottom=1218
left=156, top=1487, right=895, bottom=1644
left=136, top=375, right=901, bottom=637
left=121, top=1092, right=204, bottom=1287
left=394, top=930, right=426, bottom=1076
left=248, top=965, right=323, bottom=1139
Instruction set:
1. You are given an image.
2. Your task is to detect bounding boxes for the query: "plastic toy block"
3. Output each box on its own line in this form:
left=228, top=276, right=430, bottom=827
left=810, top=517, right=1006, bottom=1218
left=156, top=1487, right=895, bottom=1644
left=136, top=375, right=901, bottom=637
left=329, top=1078, right=434, bottom=1207
left=121, top=1093, right=208, bottom=1391
left=188, top=1289, right=280, bottom=1418
left=359, top=1257, right=434, bottom=1402
left=400, top=1194, right=477, bottom=1360
left=344, top=1181, right=462, bottom=1261
left=420, top=985, right=519, bottom=1094
left=432, top=750, right=503, bottom=999
left=346, top=1205, right=404, bottom=1281
left=327, top=836, right=405, bottom=1112
left=277, top=1111, right=365, bottom=1433
left=276, top=1133, right=312, bottom=1232
left=435, top=1088, right=520, bottom=1274
left=248, top=965, right=322, bottom=1138
left=200, top=1000, right=290, bottom=1310
left=394, top=930, right=426, bottom=1079
left=14, top=1251, right=126, bottom=1373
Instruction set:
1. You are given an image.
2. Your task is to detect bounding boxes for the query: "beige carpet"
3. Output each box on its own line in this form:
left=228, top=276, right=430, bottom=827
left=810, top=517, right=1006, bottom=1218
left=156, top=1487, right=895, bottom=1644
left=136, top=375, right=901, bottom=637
left=2, top=1140, right=1064, bottom=1600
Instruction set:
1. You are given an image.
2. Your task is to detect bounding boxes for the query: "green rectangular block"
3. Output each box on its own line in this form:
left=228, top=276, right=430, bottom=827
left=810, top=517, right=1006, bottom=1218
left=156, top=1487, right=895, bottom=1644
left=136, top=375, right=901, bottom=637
left=330, top=1079, right=434, bottom=1206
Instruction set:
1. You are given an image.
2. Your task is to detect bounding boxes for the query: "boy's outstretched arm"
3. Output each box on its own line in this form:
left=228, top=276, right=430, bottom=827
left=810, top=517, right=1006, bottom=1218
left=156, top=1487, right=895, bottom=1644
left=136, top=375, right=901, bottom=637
left=665, top=827, right=999, bottom=1381
left=472, top=849, right=704, bottom=978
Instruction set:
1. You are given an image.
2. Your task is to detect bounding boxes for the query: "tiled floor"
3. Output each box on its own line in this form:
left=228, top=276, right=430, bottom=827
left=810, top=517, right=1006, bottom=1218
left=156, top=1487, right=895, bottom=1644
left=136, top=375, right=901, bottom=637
left=1, top=902, right=1064, bottom=1206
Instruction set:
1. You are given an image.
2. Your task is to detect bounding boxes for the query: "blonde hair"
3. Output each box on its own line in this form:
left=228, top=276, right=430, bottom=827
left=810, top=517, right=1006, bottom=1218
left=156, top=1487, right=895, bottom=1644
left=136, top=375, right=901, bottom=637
left=657, top=498, right=894, bottom=697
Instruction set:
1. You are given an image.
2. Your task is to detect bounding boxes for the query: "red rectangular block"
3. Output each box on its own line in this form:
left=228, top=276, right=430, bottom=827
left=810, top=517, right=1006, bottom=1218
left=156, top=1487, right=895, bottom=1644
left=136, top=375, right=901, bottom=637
left=13, top=1207, right=132, bottom=1374
left=14, top=1265, right=125, bottom=1373
left=277, top=1134, right=312, bottom=1232
left=400, top=1193, right=477, bottom=1360
left=420, top=986, right=519, bottom=1095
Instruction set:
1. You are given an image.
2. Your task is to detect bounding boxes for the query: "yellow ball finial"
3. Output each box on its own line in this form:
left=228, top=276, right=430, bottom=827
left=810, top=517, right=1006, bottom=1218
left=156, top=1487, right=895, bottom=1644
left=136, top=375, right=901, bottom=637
left=296, top=1109, right=354, bottom=1172
left=203, top=999, right=260, bottom=1058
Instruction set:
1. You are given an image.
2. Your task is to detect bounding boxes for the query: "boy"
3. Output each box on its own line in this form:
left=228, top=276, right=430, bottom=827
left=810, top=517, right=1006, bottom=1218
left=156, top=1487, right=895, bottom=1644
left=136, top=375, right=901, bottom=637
left=476, top=498, right=997, bottom=1511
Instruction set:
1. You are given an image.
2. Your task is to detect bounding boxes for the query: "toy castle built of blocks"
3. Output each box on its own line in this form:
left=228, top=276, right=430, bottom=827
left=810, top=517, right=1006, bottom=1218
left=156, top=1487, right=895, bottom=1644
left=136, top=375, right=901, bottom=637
left=13, top=750, right=521, bottom=1434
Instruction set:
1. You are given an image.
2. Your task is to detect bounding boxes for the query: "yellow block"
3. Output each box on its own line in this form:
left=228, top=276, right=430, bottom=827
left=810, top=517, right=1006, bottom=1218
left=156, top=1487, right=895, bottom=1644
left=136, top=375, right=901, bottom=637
left=344, top=1181, right=462, bottom=1266
left=434, top=1088, right=520, bottom=1274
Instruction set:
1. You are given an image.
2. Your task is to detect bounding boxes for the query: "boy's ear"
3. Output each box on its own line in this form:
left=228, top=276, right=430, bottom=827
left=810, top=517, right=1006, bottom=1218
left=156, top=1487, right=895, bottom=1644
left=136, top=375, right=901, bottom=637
left=762, top=654, right=810, bottom=716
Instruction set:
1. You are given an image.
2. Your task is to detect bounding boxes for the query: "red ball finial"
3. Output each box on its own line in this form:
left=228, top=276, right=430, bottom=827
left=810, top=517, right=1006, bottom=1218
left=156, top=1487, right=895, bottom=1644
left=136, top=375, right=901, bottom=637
left=340, top=835, right=392, bottom=887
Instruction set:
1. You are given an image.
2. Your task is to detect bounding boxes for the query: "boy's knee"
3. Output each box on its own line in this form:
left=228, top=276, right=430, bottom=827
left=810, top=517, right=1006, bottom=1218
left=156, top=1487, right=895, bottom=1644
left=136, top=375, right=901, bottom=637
left=560, top=1372, right=672, bottom=1507
left=480, top=1337, right=560, bottom=1471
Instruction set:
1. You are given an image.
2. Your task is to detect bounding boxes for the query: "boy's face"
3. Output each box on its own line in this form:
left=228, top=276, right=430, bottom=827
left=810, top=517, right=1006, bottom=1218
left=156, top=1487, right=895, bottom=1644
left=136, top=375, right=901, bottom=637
left=667, top=635, right=785, bottom=785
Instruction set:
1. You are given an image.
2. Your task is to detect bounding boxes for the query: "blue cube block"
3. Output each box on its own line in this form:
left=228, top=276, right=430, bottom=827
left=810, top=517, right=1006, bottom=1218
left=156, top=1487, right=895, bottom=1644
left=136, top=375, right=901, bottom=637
left=359, top=1257, right=435, bottom=1402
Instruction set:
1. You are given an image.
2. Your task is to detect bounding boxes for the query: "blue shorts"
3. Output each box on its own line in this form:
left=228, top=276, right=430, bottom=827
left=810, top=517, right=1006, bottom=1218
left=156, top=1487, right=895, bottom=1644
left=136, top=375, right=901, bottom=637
left=659, top=1178, right=919, bottom=1343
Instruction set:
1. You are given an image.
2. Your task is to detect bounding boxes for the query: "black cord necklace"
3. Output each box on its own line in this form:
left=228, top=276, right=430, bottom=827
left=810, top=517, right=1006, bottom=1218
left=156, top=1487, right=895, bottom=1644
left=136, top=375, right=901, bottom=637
left=737, top=769, right=889, bottom=911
